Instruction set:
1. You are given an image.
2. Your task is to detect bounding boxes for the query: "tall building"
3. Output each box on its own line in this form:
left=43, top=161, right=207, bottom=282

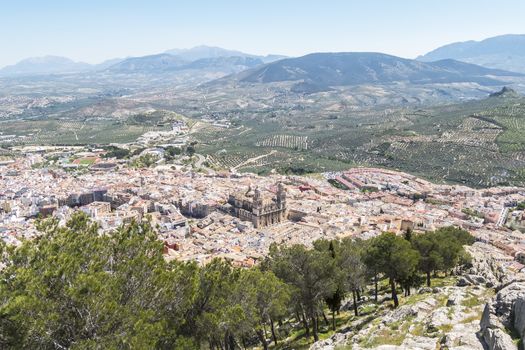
left=228, top=182, right=287, bottom=228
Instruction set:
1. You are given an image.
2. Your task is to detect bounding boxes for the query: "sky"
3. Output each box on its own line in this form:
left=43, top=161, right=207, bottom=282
left=1, top=0, right=525, bottom=67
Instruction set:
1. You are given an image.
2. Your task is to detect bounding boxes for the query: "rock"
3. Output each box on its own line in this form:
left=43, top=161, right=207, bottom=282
left=457, top=277, right=472, bottom=287
left=432, top=287, right=442, bottom=294
left=465, top=274, right=487, bottom=285
left=447, top=291, right=462, bottom=306
left=494, top=281, right=525, bottom=327
left=480, top=298, right=519, bottom=350
left=401, top=335, right=438, bottom=349
left=418, top=287, right=433, bottom=294
left=480, top=303, right=503, bottom=330
left=427, top=307, right=450, bottom=331
left=482, top=328, right=516, bottom=350
left=309, top=338, right=334, bottom=350
left=441, top=333, right=454, bottom=348
left=513, top=296, right=525, bottom=341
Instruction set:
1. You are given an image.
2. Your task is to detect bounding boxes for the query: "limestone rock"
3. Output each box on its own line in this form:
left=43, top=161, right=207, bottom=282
left=494, top=281, right=525, bottom=327
left=480, top=303, right=503, bottom=330
left=482, top=328, right=516, bottom=350
left=447, top=291, right=462, bottom=306
left=457, top=277, right=472, bottom=287
left=513, top=296, right=525, bottom=341
left=465, top=274, right=487, bottom=286
left=418, top=287, right=433, bottom=294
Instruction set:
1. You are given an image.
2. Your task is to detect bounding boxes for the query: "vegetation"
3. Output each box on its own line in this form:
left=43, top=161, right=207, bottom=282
left=189, top=92, right=525, bottom=187
left=0, top=213, right=474, bottom=349
left=103, top=145, right=130, bottom=159
left=130, top=154, right=159, bottom=168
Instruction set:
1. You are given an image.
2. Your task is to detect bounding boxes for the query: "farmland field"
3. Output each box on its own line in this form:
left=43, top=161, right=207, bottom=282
left=189, top=91, right=525, bottom=187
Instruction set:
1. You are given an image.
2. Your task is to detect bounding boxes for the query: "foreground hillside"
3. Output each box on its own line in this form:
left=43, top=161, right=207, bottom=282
left=1, top=212, right=524, bottom=350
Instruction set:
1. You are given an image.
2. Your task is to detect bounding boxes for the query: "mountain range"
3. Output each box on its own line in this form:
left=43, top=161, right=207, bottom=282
left=164, top=45, right=285, bottom=63
left=105, top=53, right=266, bottom=74
left=0, top=46, right=285, bottom=77
left=417, top=34, right=525, bottom=73
left=225, top=52, right=521, bottom=91
left=1, top=36, right=524, bottom=93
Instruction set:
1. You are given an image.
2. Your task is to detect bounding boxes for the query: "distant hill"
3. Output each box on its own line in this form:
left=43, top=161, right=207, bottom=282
left=417, top=34, right=525, bottom=73
left=165, top=45, right=286, bottom=63
left=228, top=52, right=521, bottom=90
left=183, top=56, right=264, bottom=70
left=0, top=46, right=285, bottom=77
left=105, top=54, right=188, bottom=73
left=488, top=86, right=520, bottom=98
left=106, top=54, right=265, bottom=74
left=0, top=56, right=92, bottom=76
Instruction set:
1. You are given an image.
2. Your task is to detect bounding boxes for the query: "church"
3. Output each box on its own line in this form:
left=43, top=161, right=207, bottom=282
left=228, top=182, right=287, bottom=228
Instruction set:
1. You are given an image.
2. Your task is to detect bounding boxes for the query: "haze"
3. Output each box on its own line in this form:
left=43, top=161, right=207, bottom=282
left=2, top=0, right=525, bottom=68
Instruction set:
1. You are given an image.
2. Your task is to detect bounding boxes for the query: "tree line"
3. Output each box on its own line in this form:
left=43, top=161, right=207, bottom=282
left=0, top=213, right=474, bottom=349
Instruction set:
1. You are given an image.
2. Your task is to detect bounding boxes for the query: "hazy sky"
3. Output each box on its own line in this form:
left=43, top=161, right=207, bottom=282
left=2, top=0, right=525, bottom=67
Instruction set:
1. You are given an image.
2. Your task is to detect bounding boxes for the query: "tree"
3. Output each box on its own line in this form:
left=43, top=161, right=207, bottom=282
left=234, top=268, right=290, bottom=349
left=267, top=243, right=336, bottom=341
left=315, top=240, right=345, bottom=330
left=365, top=233, right=420, bottom=308
left=0, top=212, right=198, bottom=349
left=184, top=258, right=240, bottom=350
left=363, top=239, right=383, bottom=303
left=411, top=232, right=443, bottom=286
left=434, top=227, right=474, bottom=275
left=337, top=238, right=367, bottom=316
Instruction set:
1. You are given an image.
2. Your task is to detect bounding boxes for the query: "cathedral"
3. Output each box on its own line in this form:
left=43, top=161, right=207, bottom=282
left=228, top=182, right=287, bottom=228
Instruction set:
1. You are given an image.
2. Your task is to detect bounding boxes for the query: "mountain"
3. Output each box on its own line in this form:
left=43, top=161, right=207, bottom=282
left=417, top=34, right=525, bottom=73
left=0, top=46, right=286, bottom=77
left=105, top=54, right=188, bottom=73
left=183, top=56, right=264, bottom=70
left=106, top=53, right=266, bottom=74
left=229, top=52, right=521, bottom=90
left=165, top=45, right=286, bottom=63
left=0, top=56, right=92, bottom=76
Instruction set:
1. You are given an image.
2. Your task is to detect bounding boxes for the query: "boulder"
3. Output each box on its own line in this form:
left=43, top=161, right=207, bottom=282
left=418, top=287, right=433, bottom=294
left=465, top=274, right=487, bottom=285
left=482, top=328, right=516, bottom=350
left=457, top=277, right=472, bottom=287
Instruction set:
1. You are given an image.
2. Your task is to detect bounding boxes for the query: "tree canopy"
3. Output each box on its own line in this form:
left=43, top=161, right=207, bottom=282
left=0, top=212, right=475, bottom=348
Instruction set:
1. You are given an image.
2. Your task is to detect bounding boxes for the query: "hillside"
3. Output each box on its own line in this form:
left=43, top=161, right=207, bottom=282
left=230, top=52, right=520, bottom=90
left=186, top=86, right=525, bottom=187
left=418, top=34, right=525, bottom=73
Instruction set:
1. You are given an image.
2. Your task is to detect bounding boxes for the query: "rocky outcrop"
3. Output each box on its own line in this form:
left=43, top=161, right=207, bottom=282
left=483, top=328, right=517, bottom=350
left=479, top=281, right=525, bottom=350
left=493, top=281, right=525, bottom=328
left=513, top=297, right=525, bottom=344
left=464, top=245, right=503, bottom=286
left=310, top=245, right=507, bottom=350
left=479, top=303, right=516, bottom=350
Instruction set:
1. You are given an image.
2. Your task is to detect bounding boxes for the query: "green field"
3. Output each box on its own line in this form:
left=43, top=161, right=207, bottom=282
left=191, top=93, right=525, bottom=187
left=0, top=110, right=178, bottom=145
